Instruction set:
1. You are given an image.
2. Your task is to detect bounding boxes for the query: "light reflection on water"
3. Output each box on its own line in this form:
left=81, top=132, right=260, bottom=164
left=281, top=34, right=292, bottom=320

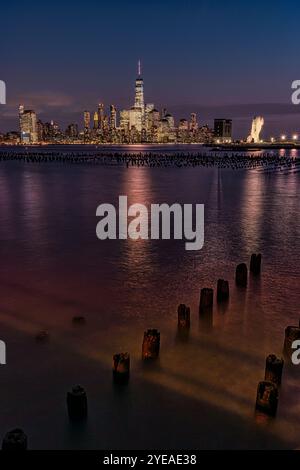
left=0, top=156, right=299, bottom=449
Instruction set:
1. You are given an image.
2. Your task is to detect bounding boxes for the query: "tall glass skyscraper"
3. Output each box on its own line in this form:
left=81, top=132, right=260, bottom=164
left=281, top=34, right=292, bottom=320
left=134, top=60, right=144, bottom=114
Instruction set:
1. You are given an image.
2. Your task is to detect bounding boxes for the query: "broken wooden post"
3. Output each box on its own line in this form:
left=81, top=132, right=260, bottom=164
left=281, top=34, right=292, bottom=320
left=235, top=263, right=247, bottom=287
left=283, top=326, right=300, bottom=359
left=264, top=354, right=284, bottom=385
left=177, top=304, right=190, bottom=329
left=2, top=429, right=27, bottom=450
left=142, top=329, right=160, bottom=360
left=113, top=352, right=130, bottom=383
left=217, top=279, right=229, bottom=302
left=66, top=385, right=88, bottom=420
left=199, top=288, right=213, bottom=313
left=255, top=381, right=278, bottom=416
left=250, top=253, right=262, bottom=275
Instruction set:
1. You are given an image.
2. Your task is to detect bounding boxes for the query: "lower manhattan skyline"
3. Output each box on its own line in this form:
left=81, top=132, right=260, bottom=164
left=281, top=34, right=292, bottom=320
left=1, top=60, right=300, bottom=145
left=1, top=0, right=300, bottom=138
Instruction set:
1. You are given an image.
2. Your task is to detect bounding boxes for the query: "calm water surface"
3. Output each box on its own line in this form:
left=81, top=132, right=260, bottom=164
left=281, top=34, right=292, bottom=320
left=0, top=147, right=299, bottom=449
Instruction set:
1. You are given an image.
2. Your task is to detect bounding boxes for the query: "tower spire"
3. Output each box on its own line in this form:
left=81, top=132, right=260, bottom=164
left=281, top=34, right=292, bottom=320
left=138, top=59, right=141, bottom=77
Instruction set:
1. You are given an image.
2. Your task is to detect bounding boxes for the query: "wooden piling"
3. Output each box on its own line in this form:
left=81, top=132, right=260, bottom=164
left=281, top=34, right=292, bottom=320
left=250, top=253, right=262, bottom=275
left=199, top=288, right=213, bottom=313
left=283, top=326, right=300, bottom=359
left=142, top=329, right=160, bottom=360
left=113, top=353, right=130, bottom=383
left=235, top=263, right=247, bottom=287
left=177, top=304, right=190, bottom=329
left=264, top=354, right=284, bottom=385
left=255, top=381, right=278, bottom=416
left=66, top=385, right=88, bottom=420
left=217, top=279, right=229, bottom=302
left=2, top=429, right=27, bottom=450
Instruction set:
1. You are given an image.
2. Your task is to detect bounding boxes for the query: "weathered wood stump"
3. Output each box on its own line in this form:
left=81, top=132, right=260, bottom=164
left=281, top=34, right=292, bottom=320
left=283, top=326, right=300, bottom=359
left=199, top=288, right=213, bottom=313
left=177, top=304, right=190, bottom=329
left=255, top=381, right=278, bottom=416
left=113, top=352, right=130, bottom=383
left=66, top=385, right=88, bottom=420
left=264, top=354, right=284, bottom=385
left=217, top=279, right=229, bottom=302
left=250, top=253, right=262, bottom=275
left=235, top=263, right=247, bottom=287
left=142, top=329, right=160, bottom=360
left=2, top=429, right=28, bottom=450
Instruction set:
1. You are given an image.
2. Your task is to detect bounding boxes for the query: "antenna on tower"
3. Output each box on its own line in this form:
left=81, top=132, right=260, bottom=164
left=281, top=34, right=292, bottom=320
left=138, top=59, right=141, bottom=77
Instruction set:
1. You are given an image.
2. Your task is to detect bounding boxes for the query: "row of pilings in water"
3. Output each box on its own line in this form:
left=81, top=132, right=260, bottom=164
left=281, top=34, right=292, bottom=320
left=2, top=252, right=300, bottom=449
left=0, top=150, right=299, bottom=171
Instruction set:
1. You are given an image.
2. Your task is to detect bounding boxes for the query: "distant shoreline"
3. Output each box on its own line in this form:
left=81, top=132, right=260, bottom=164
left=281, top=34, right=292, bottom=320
left=0, top=142, right=299, bottom=151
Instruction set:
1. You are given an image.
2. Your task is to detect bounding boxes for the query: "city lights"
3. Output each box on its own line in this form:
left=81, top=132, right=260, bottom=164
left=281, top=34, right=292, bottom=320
left=1, top=64, right=229, bottom=145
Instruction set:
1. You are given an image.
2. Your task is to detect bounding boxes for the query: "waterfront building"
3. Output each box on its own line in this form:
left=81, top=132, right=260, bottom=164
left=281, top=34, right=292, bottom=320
left=66, top=123, right=78, bottom=139
left=83, top=111, right=91, bottom=141
left=98, top=103, right=104, bottom=130
left=84, top=111, right=91, bottom=130
left=214, top=119, right=232, bottom=143
left=19, top=105, right=38, bottom=143
left=189, top=113, right=198, bottom=132
left=93, top=111, right=99, bottom=129
left=109, top=105, right=117, bottom=130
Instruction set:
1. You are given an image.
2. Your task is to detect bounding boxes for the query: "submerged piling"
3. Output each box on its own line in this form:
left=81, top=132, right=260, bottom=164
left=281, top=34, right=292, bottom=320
left=235, top=263, right=247, bottom=287
left=264, top=354, right=284, bottom=385
left=2, top=429, right=28, bottom=450
left=66, top=385, right=88, bottom=420
left=217, top=279, right=229, bottom=302
left=177, top=304, right=190, bottom=329
left=255, top=381, right=278, bottom=416
left=199, top=288, right=213, bottom=313
left=113, top=353, right=130, bottom=383
left=142, top=329, right=160, bottom=360
left=250, top=253, right=262, bottom=275
left=283, top=326, right=300, bottom=359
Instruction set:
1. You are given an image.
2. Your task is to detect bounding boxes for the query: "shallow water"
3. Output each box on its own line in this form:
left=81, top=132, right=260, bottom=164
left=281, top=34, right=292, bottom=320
left=0, top=150, right=299, bottom=449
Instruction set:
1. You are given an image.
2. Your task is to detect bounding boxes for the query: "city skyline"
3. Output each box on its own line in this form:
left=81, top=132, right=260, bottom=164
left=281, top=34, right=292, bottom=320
left=2, top=61, right=300, bottom=145
left=1, top=0, right=300, bottom=137
left=16, top=63, right=218, bottom=145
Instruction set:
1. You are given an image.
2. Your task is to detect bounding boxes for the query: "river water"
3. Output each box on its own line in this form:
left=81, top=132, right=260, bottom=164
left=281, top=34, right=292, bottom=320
left=0, top=145, right=299, bottom=449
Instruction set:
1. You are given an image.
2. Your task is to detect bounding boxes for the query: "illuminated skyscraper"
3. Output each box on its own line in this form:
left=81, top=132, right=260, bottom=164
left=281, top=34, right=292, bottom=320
left=98, top=103, right=104, bottom=130
left=189, top=113, right=198, bottom=131
left=134, top=60, right=144, bottom=113
left=19, top=104, right=38, bottom=143
left=110, top=105, right=117, bottom=130
left=120, top=110, right=130, bottom=132
left=93, top=111, right=99, bottom=129
left=84, top=111, right=91, bottom=129
left=83, top=111, right=91, bottom=141
left=120, top=62, right=147, bottom=135
left=165, top=113, right=175, bottom=129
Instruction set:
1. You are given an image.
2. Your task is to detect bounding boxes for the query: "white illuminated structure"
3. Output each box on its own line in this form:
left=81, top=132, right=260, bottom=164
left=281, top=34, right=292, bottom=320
left=247, top=116, right=264, bottom=143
